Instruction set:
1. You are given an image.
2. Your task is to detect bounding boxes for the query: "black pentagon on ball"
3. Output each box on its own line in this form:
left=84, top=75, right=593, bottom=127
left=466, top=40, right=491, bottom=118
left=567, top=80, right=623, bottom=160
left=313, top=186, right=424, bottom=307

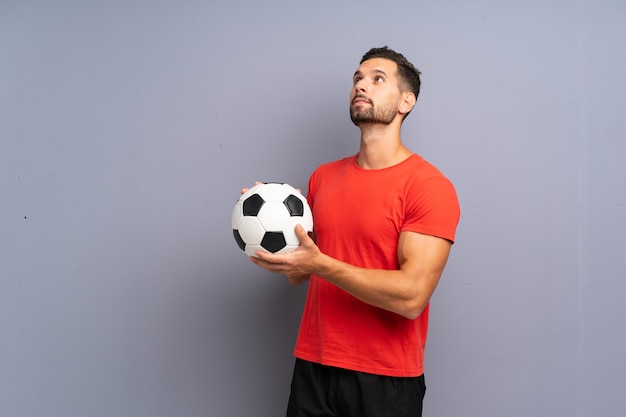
left=283, top=194, right=304, bottom=216
left=233, top=230, right=246, bottom=251
left=261, top=232, right=287, bottom=253
left=243, top=193, right=265, bottom=216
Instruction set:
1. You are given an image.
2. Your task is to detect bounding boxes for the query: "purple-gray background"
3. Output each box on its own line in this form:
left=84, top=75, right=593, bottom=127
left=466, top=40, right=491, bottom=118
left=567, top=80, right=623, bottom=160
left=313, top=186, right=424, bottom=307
left=1, top=1, right=625, bottom=416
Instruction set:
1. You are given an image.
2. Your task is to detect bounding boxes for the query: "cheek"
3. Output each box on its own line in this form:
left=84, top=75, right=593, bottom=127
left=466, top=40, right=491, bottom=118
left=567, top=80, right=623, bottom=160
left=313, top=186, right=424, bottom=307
left=384, top=92, right=403, bottom=107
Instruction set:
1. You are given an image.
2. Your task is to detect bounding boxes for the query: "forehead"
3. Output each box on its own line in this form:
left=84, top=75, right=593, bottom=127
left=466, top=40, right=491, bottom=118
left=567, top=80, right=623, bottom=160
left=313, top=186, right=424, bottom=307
left=355, top=57, right=398, bottom=77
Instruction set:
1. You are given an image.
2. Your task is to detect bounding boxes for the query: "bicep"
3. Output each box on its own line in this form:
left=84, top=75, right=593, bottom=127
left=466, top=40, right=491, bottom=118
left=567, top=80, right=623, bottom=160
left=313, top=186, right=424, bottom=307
left=397, top=231, right=452, bottom=299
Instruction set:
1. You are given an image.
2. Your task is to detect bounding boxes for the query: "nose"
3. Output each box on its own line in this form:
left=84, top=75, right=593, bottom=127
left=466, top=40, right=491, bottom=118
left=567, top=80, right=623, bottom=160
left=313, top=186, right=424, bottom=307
left=354, top=78, right=367, bottom=93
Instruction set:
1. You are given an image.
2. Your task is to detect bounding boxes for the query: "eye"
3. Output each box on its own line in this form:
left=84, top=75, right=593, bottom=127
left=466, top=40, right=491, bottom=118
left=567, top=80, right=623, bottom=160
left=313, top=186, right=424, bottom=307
left=353, top=76, right=362, bottom=84
left=375, top=76, right=384, bottom=83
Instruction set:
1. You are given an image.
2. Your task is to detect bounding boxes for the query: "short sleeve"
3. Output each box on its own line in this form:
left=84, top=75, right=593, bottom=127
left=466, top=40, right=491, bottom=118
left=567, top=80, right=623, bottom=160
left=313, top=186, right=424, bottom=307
left=402, top=175, right=460, bottom=243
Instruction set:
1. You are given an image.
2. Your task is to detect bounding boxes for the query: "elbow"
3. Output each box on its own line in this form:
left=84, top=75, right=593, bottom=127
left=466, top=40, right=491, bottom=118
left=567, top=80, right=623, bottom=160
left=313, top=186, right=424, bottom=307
left=400, top=299, right=429, bottom=320
left=402, top=309, right=424, bottom=321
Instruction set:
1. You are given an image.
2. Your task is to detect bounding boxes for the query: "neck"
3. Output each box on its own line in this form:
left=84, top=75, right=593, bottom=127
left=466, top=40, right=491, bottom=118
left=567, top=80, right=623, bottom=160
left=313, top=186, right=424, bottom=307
left=356, top=121, right=412, bottom=170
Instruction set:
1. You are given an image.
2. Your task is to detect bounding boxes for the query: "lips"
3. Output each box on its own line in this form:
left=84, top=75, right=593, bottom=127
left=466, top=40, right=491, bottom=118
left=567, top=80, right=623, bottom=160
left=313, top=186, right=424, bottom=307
left=352, top=95, right=371, bottom=105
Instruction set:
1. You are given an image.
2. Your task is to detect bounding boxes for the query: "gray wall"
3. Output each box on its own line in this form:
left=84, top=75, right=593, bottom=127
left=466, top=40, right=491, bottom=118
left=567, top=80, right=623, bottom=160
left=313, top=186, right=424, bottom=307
left=1, top=1, right=625, bottom=416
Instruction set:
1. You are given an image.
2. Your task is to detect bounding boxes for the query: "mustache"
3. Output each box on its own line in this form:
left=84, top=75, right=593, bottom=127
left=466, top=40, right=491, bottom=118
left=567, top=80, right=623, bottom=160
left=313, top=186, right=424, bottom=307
left=352, top=94, right=372, bottom=105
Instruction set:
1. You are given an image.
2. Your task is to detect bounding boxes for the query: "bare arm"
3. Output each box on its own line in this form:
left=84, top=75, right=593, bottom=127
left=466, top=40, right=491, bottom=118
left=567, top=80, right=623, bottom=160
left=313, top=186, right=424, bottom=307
left=251, top=225, right=452, bottom=319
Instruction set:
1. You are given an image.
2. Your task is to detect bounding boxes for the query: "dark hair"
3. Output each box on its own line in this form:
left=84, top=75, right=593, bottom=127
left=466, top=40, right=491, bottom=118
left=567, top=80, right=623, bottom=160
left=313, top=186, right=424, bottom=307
left=360, top=46, right=421, bottom=101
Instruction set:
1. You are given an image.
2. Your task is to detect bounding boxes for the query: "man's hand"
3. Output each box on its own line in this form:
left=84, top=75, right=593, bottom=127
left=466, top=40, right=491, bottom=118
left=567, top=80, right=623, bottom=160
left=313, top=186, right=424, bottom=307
left=241, top=182, right=302, bottom=195
left=240, top=181, right=262, bottom=195
left=250, top=224, right=319, bottom=285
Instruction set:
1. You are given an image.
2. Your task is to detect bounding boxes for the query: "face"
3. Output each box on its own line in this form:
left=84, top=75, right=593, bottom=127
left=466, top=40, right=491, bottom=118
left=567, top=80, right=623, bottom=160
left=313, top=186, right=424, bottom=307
left=350, top=58, right=404, bottom=126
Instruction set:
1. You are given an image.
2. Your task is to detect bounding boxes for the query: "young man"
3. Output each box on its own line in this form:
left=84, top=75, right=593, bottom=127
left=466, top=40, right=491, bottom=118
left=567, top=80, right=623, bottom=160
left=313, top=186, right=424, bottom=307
left=250, top=46, right=460, bottom=417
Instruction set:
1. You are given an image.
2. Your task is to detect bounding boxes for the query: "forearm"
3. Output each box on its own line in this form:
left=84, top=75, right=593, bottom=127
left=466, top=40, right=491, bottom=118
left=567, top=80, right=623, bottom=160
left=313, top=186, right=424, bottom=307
left=251, top=228, right=450, bottom=318
left=314, top=254, right=434, bottom=320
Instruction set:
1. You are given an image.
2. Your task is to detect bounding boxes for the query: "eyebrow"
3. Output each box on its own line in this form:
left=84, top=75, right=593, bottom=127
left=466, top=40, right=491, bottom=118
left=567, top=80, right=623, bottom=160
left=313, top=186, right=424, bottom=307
left=353, top=68, right=389, bottom=79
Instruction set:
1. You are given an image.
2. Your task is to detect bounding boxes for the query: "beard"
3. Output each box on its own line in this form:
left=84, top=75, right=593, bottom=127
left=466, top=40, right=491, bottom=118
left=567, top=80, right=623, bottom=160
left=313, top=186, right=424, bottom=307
left=350, top=100, right=396, bottom=126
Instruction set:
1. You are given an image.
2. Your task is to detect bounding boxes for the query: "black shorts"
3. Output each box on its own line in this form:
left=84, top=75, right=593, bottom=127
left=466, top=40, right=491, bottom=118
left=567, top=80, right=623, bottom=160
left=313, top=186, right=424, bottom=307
left=286, top=358, right=426, bottom=417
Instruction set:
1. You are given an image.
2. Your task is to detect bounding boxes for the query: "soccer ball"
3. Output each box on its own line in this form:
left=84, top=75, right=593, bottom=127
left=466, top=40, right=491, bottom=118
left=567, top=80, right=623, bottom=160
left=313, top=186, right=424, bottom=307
left=232, top=183, right=313, bottom=257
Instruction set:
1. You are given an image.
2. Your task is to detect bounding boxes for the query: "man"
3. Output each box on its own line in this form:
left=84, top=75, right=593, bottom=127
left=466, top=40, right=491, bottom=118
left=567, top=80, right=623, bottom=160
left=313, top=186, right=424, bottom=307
left=250, top=46, right=460, bottom=417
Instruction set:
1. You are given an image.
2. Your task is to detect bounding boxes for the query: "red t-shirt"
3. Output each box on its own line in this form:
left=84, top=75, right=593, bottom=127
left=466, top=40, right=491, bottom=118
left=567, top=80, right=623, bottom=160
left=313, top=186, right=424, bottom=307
left=293, top=153, right=460, bottom=377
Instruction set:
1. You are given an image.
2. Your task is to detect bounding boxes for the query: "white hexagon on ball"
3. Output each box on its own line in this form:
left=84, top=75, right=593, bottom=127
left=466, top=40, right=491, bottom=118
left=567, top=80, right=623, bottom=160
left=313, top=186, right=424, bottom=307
left=236, top=216, right=265, bottom=245
left=256, top=201, right=290, bottom=232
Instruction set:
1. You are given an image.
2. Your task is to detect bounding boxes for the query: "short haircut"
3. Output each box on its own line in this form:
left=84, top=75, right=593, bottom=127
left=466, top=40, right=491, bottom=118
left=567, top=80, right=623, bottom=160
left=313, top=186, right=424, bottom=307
left=360, top=46, right=422, bottom=101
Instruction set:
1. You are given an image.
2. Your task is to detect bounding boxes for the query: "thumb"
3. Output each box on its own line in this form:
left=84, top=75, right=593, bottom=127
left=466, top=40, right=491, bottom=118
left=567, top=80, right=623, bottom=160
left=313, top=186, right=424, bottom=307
left=295, top=224, right=311, bottom=242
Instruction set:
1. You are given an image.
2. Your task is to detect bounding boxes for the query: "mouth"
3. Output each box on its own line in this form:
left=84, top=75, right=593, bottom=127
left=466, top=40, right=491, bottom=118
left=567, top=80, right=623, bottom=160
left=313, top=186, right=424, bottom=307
left=352, top=95, right=371, bottom=106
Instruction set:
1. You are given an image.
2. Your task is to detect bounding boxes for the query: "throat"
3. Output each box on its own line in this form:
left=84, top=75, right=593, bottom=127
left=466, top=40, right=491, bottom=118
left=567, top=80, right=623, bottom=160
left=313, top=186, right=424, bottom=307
left=356, top=145, right=413, bottom=170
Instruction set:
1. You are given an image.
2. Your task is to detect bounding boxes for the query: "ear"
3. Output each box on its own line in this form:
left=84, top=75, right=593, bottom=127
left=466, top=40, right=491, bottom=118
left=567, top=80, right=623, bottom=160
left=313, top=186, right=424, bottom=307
left=398, top=92, right=417, bottom=116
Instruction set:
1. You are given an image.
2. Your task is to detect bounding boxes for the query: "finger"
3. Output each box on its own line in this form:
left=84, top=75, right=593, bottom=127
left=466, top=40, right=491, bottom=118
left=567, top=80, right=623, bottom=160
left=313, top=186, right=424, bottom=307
left=241, top=181, right=264, bottom=195
left=295, top=224, right=311, bottom=243
left=253, top=250, right=282, bottom=263
left=249, top=255, right=272, bottom=268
